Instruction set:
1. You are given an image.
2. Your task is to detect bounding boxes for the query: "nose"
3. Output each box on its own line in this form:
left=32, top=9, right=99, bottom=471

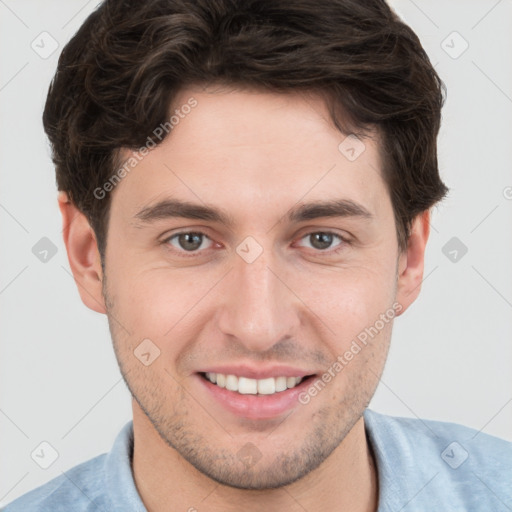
left=216, top=245, right=302, bottom=352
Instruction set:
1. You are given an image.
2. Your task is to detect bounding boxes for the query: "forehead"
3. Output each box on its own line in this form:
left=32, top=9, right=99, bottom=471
left=167, top=85, right=378, bottom=155
left=112, top=86, right=387, bottom=223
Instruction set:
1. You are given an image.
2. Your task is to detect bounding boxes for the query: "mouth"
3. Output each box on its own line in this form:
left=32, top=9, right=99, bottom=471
left=195, top=365, right=320, bottom=419
left=199, top=371, right=316, bottom=396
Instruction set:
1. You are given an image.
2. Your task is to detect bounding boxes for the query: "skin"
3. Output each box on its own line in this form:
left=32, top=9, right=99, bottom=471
left=59, top=86, right=430, bottom=512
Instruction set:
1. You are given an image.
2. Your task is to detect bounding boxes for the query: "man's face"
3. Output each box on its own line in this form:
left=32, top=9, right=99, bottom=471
left=102, top=86, right=407, bottom=489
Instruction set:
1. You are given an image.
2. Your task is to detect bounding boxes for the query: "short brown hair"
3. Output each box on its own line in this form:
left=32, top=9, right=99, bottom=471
left=43, top=0, right=448, bottom=260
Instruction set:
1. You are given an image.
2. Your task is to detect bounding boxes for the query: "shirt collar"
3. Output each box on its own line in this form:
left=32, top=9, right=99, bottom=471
left=104, top=420, right=147, bottom=512
left=106, top=411, right=395, bottom=512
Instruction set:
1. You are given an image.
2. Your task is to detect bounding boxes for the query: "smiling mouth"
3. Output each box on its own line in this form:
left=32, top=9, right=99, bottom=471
left=199, top=372, right=316, bottom=396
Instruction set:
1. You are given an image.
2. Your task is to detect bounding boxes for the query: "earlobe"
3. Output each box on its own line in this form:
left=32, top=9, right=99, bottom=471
left=58, top=191, right=106, bottom=314
left=395, top=209, right=431, bottom=316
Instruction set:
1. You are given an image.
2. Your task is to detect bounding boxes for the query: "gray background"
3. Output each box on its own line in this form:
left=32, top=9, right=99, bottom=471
left=1, top=0, right=511, bottom=506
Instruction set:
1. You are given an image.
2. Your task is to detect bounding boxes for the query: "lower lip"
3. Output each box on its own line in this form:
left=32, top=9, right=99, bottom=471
left=196, top=374, right=315, bottom=420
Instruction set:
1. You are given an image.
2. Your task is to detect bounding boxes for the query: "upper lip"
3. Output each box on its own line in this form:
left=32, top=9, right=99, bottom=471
left=197, top=364, right=316, bottom=380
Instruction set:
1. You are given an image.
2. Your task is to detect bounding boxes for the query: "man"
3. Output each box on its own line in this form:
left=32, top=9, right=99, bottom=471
left=5, top=0, right=511, bottom=511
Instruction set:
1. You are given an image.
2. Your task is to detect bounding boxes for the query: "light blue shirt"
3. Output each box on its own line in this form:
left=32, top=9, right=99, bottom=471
left=4, top=409, right=512, bottom=511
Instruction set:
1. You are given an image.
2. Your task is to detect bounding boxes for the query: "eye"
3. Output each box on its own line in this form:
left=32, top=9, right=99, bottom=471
left=162, top=230, right=349, bottom=258
left=164, top=231, right=214, bottom=255
left=296, top=231, right=347, bottom=253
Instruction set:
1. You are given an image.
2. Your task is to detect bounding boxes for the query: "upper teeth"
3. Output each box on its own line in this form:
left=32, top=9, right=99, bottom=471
left=205, top=372, right=303, bottom=395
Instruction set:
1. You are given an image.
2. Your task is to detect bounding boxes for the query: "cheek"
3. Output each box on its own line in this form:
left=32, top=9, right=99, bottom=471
left=106, top=264, right=215, bottom=346
left=308, top=269, right=396, bottom=394
left=299, top=261, right=397, bottom=334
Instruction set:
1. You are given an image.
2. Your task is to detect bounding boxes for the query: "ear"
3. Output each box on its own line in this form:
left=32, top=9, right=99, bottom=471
left=395, top=209, right=431, bottom=316
left=58, top=191, right=106, bottom=314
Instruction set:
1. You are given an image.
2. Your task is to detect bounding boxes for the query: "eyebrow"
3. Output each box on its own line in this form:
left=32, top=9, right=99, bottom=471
left=133, top=198, right=374, bottom=227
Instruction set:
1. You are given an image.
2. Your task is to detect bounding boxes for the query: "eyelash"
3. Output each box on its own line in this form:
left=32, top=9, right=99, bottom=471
left=161, top=230, right=350, bottom=258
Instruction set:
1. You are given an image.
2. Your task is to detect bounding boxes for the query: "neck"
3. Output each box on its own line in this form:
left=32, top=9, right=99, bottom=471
left=132, top=402, right=378, bottom=512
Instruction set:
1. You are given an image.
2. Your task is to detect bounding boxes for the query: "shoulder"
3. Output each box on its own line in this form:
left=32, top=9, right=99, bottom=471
left=363, top=409, right=512, bottom=511
left=3, top=421, right=143, bottom=512
left=2, top=454, right=109, bottom=512
left=364, top=408, right=512, bottom=462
